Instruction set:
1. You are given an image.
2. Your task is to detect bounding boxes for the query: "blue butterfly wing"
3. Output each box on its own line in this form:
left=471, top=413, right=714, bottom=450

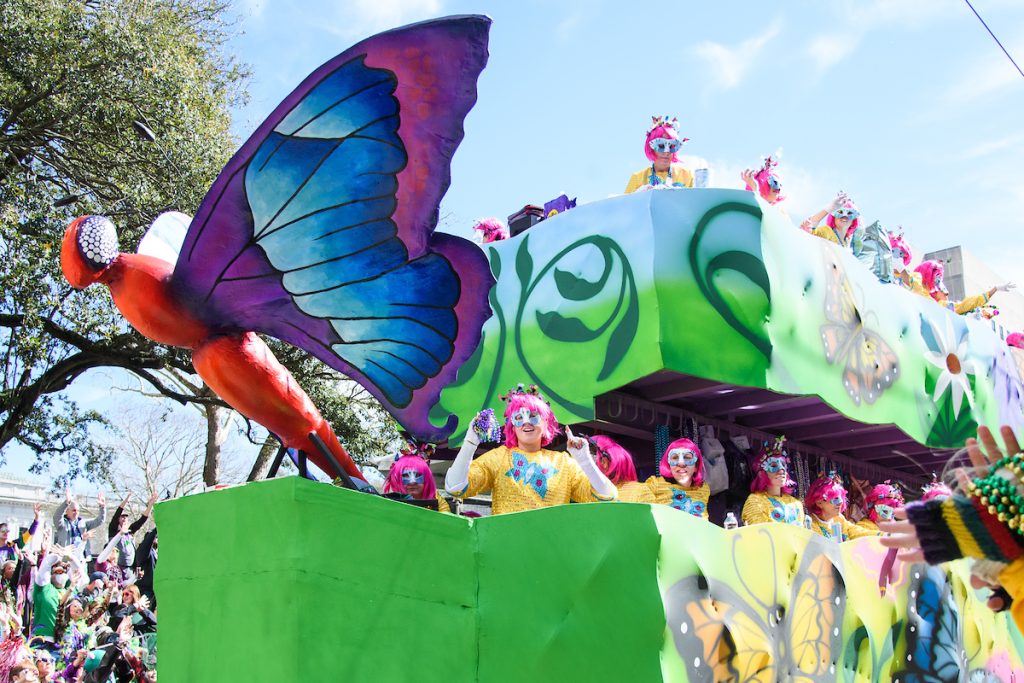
left=895, top=564, right=964, bottom=683
left=170, top=17, right=494, bottom=440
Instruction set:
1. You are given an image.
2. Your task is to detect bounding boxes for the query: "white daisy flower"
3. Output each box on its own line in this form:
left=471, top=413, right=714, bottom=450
left=922, top=316, right=975, bottom=418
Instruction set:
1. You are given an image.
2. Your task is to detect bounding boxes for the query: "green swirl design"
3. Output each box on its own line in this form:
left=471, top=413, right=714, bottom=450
left=511, top=234, right=640, bottom=414
left=687, top=201, right=771, bottom=359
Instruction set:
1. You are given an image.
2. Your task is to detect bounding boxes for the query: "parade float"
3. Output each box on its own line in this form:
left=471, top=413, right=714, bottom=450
left=57, top=15, right=1024, bottom=682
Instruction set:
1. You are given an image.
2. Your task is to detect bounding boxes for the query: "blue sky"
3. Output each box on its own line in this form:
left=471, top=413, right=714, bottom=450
left=8, top=0, right=1024, bottom=487
left=229, top=0, right=1024, bottom=282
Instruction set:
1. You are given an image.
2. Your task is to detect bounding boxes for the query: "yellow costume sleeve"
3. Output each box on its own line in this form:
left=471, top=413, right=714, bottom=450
left=672, top=165, right=694, bottom=188
left=615, top=481, right=657, bottom=504
left=435, top=494, right=450, bottom=513
left=955, top=292, right=989, bottom=315
left=811, top=224, right=841, bottom=245
left=999, top=558, right=1024, bottom=633
left=644, top=476, right=673, bottom=505
left=854, top=519, right=881, bottom=536
left=841, top=515, right=874, bottom=540
left=624, top=168, right=648, bottom=194
left=741, top=493, right=772, bottom=525
left=567, top=457, right=615, bottom=503
left=461, top=447, right=505, bottom=499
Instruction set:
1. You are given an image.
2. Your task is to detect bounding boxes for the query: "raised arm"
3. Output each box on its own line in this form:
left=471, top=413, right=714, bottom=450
left=444, top=430, right=480, bottom=497
left=84, top=491, right=107, bottom=531
left=35, top=552, right=59, bottom=587
left=131, top=491, right=159, bottom=534
left=564, top=427, right=617, bottom=501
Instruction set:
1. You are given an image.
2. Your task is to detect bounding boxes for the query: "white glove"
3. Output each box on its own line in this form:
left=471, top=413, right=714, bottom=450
left=565, top=427, right=617, bottom=500
left=444, top=416, right=482, bottom=496
left=996, top=282, right=1016, bottom=292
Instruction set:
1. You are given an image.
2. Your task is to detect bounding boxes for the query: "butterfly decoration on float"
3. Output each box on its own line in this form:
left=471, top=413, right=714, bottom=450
left=59, top=17, right=496, bottom=479
left=819, top=251, right=900, bottom=406
left=663, top=528, right=846, bottom=682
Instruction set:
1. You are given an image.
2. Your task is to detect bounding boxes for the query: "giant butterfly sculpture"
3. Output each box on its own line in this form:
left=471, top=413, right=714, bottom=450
left=60, top=17, right=495, bottom=481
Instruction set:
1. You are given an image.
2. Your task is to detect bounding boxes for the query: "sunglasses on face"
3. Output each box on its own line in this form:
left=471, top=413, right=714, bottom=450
left=827, top=496, right=844, bottom=507
left=510, top=409, right=542, bottom=428
left=648, top=137, right=682, bottom=154
left=833, top=208, right=859, bottom=220
left=401, top=470, right=425, bottom=486
left=762, top=457, right=787, bottom=474
left=667, top=449, right=698, bottom=467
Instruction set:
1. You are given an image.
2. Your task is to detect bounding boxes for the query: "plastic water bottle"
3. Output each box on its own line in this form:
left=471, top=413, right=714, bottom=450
left=830, top=520, right=844, bottom=541
left=694, top=168, right=709, bottom=188
left=724, top=512, right=738, bottom=530
left=803, top=515, right=813, bottom=530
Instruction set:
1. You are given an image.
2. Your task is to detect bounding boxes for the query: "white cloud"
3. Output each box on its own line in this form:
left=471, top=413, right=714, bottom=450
left=805, top=33, right=860, bottom=73
left=961, top=131, right=1024, bottom=159
left=692, top=19, right=782, bottom=90
left=805, top=0, right=959, bottom=74
left=351, top=0, right=441, bottom=28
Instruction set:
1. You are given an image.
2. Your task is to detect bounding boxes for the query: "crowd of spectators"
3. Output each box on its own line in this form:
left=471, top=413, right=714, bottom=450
left=0, top=490, right=158, bottom=682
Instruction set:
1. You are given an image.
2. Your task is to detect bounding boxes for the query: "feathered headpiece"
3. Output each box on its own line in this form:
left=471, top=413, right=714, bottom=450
left=756, top=435, right=789, bottom=468
left=921, top=474, right=952, bottom=502
left=396, top=438, right=435, bottom=463
left=499, top=383, right=549, bottom=405
left=866, top=480, right=904, bottom=508
left=648, top=115, right=681, bottom=136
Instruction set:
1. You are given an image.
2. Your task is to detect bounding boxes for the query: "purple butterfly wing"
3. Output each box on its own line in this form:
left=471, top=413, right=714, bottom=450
left=169, top=16, right=494, bottom=440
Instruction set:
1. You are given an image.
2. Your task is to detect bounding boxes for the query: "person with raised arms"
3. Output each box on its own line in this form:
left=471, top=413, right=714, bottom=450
left=445, top=384, right=617, bottom=514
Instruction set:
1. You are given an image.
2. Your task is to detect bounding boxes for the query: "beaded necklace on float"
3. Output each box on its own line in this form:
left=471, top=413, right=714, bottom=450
left=648, top=164, right=682, bottom=188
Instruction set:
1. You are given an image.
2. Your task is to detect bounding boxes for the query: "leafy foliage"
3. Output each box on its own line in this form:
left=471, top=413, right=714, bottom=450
left=0, top=0, right=399, bottom=485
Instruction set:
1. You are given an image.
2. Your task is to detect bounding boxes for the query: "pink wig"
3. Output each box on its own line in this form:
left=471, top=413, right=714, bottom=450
left=658, top=438, right=706, bottom=487
left=804, top=475, right=847, bottom=517
left=591, top=435, right=638, bottom=484
left=865, top=481, right=904, bottom=522
left=473, top=217, right=508, bottom=244
left=754, top=169, right=784, bottom=203
left=888, top=233, right=913, bottom=266
left=502, top=392, right=559, bottom=448
left=921, top=480, right=952, bottom=502
left=644, top=118, right=688, bottom=163
left=915, top=260, right=945, bottom=296
left=383, top=455, right=437, bottom=500
left=825, top=198, right=861, bottom=238
left=1006, top=332, right=1024, bottom=349
left=750, top=439, right=795, bottom=494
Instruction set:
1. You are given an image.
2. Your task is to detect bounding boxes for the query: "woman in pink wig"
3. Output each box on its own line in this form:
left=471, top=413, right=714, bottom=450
left=801, top=192, right=861, bottom=248
left=741, top=154, right=784, bottom=206
left=444, top=384, right=617, bottom=515
left=590, top=435, right=657, bottom=503
left=624, top=116, right=693, bottom=193
left=647, top=438, right=710, bottom=518
left=741, top=437, right=804, bottom=527
left=804, top=472, right=873, bottom=541
left=888, top=232, right=929, bottom=298
left=855, top=481, right=904, bottom=535
left=472, top=217, right=508, bottom=244
left=384, top=449, right=449, bottom=512
left=915, top=259, right=1015, bottom=315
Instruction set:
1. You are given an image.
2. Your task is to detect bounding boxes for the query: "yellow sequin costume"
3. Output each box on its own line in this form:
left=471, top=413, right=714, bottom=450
left=854, top=519, right=882, bottom=535
left=624, top=165, right=693, bottom=194
left=449, top=446, right=615, bottom=515
left=894, top=269, right=931, bottom=299
left=435, top=494, right=450, bottom=513
left=932, top=291, right=991, bottom=315
left=741, top=492, right=805, bottom=527
left=809, top=514, right=874, bottom=541
left=615, top=480, right=658, bottom=504
left=647, top=477, right=710, bottom=518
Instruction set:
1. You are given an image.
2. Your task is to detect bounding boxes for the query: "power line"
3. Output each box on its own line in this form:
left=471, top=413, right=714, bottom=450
left=963, top=0, right=1024, bottom=80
